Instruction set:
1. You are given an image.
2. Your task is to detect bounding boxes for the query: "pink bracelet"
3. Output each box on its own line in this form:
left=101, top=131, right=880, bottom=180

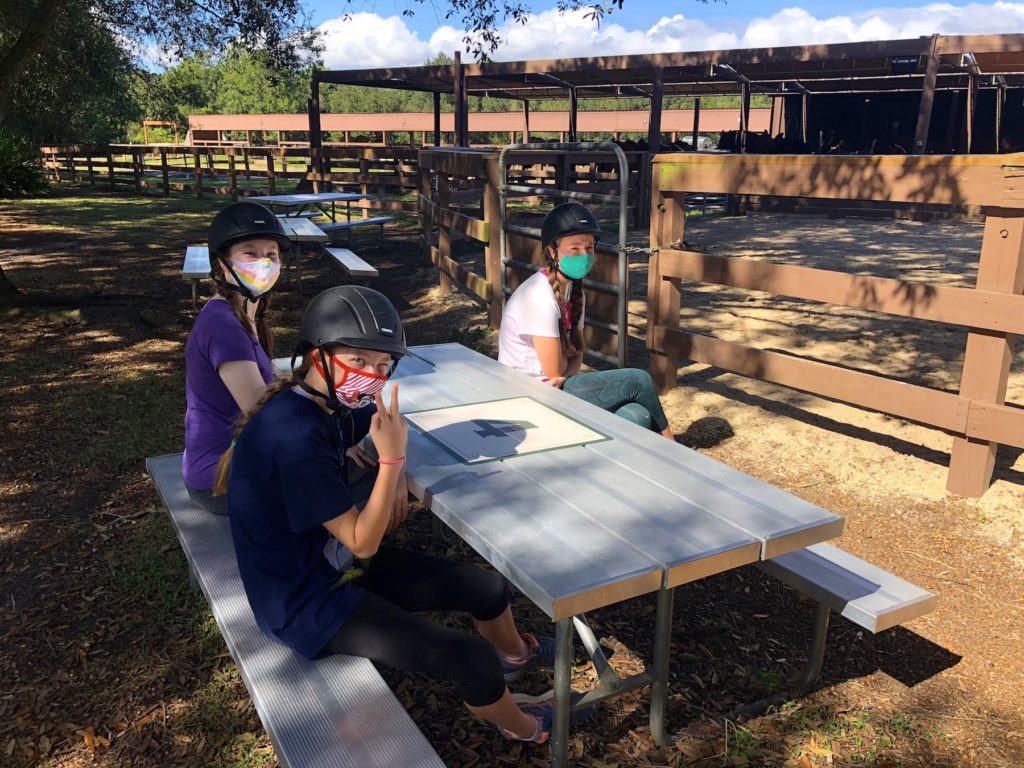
left=378, top=456, right=406, bottom=465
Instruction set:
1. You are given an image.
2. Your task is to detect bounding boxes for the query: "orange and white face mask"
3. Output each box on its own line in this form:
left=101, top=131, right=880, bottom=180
left=313, top=350, right=388, bottom=409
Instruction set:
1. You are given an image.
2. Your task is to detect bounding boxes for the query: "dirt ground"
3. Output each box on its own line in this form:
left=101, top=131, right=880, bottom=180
left=1, top=189, right=1022, bottom=767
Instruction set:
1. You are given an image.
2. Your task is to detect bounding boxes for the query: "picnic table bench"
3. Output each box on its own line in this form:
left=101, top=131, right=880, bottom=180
left=145, top=454, right=446, bottom=768
left=320, top=216, right=394, bottom=245
left=182, top=246, right=211, bottom=307
left=739, top=542, right=938, bottom=716
left=325, top=247, right=379, bottom=279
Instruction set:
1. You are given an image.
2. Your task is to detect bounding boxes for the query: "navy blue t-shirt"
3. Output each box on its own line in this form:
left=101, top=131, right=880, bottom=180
left=228, top=388, right=375, bottom=659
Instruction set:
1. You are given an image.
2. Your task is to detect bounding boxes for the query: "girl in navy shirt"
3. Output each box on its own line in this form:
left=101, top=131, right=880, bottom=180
left=215, top=285, right=590, bottom=744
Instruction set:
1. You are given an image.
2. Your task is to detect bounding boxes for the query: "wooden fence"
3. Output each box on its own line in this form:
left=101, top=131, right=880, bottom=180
left=418, top=147, right=628, bottom=364
left=37, top=144, right=420, bottom=215
left=647, top=152, right=1024, bottom=497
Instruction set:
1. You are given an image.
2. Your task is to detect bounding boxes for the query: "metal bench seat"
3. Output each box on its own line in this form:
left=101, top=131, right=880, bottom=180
left=145, top=453, right=444, bottom=768
left=325, top=247, right=379, bottom=278
left=182, top=246, right=211, bottom=307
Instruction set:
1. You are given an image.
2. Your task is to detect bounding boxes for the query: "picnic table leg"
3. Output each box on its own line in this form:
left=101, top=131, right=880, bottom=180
left=726, top=602, right=831, bottom=720
left=191, top=279, right=199, bottom=309
left=649, top=586, right=675, bottom=746
left=293, top=243, right=303, bottom=298
left=550, top=617, right=573, bottom=768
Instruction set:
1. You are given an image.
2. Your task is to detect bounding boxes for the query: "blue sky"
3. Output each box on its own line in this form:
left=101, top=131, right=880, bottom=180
left=301, top=1, right=1024, bottom=69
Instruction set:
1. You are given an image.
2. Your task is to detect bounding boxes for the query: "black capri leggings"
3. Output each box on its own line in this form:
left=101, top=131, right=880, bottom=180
left=320, top=545, right=511, bottom=707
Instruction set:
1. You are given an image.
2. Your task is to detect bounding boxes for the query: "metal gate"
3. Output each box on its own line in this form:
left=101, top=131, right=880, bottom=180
left=497, top=142, right=631, bottom=369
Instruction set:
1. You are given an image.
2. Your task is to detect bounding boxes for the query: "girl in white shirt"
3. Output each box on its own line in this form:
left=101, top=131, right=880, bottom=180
left=499, top=203, right=674, bottom=439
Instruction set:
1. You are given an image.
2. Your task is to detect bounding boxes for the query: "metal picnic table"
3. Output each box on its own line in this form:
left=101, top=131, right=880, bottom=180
left=248, top=192, right=369, bottom=223
left=384, top=343, right=844, bottom=768
left=277, top=217, right=328, bottom=296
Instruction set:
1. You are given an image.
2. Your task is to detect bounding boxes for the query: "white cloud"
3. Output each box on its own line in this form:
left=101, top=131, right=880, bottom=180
left=318, top=12, right=432, bottom=69
left=317, top=3, right=1024, bottom=68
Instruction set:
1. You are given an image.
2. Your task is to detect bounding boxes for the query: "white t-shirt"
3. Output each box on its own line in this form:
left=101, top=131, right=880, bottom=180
left=498, top=271, right=585, bottom=378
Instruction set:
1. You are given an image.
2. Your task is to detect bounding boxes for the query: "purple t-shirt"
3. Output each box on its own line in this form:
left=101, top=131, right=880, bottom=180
left=183, top=299, right=274, bottom=489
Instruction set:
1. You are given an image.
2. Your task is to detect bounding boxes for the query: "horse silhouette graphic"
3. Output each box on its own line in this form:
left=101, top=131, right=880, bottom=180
left=471, top=419, right=537, bottom=439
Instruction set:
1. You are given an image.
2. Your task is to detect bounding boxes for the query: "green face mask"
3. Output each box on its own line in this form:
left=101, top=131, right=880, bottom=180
left=558, top=252, right=594, bottom=280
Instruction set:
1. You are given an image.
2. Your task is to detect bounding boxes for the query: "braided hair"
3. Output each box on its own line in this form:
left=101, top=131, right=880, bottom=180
left=212, top=356, right=313, bottom=496
left=210, top=254, right=275, bottom=357
left=546, top=241, right=585, bottom=361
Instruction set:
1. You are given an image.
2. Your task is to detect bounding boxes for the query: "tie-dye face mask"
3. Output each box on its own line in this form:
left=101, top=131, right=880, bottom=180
left=230, top=258, right=280, bottom=296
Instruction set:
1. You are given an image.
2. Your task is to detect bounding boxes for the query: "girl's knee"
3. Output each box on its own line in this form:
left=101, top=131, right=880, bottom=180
left=471, top=570, right=510, bottom=621
left=614, top=402, right=652, bottom=429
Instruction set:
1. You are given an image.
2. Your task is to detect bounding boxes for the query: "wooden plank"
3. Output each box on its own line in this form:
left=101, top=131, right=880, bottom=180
left=913, top=35, right=941, bottom=154
left=419, top=150, right=492, bottom=178
left=647, top=186, right=685, bottom=392
left=947, top=214, right=1024, bottom=495
left=417, top=194, right=489, bottom=242
left=966, top=399, right=1024, bottom=449
left=482, top=157, right=502, bottom=328
left=657, top=248, right=1024, bottom=334
left=652, top=152, right=1024, bottom=208
left=430, top=246, right=492, bottom=301
left=650, top=326, right=971, bottom=434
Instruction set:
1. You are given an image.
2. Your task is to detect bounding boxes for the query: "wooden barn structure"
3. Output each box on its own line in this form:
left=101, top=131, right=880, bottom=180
left=309, top=34, right=1024, bottom=156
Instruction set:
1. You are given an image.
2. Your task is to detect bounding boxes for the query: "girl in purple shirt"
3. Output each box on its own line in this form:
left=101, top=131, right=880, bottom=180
left=182, top=202, right=291, bottom=514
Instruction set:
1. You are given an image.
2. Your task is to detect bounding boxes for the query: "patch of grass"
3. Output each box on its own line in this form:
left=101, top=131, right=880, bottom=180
left=48, top=368, right=185, bottom=470
left=109, top=514, right=198, bottom=627
left=726, top=724, right=762, bottom=760
left=449, top=324, right=493, bottom=353
left=749, top=666, right=784, bottom=692
left=176, top=661, right=275, bottom=768
left=0, top=189, right=224, bottom=242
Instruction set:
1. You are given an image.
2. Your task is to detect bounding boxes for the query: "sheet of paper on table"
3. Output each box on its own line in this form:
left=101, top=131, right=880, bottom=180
left=405, top=396, right=609, bottom=464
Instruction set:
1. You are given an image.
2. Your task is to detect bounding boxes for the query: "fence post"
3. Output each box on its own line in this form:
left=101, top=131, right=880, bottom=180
left=946, top=211, right=1024, bottom=496
left=161, top=149, right=169, bottom=195
left=267, top=152, right=276, bottom=195
left=65, top=149, right=76, bottom=184
left=243, top=147, right=251, bottom=179
left=86, top=149, right=95, bottom=186
left=359, top=156, right=370, bottom=218
left=228, top=152, right=238, bottom=200
left=483, top=156, right=503, bottom=329
left=418, top=153, right=433, bottom=266
left=193, top=150, right=203, bottom=199
left=647, top=165, right=685, bottom=394
left=106, top=150, right=115, bottom=189
left=437, top=169, right=453, bottom=293
left=133, top=149, right=142, bottom=192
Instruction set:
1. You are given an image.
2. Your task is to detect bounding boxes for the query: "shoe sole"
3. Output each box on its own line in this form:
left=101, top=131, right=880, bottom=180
left=512, top=690, right=555, bottom=706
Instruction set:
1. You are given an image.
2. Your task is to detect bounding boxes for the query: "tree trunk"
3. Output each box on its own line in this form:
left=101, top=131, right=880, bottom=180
left=0, top=0, right=70, bottom=125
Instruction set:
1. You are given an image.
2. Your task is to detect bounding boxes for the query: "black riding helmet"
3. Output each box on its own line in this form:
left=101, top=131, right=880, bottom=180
left=208, top=202, right=291, bottom=302
left=540, top=202, right=602, bottom=253
left=208, top=202, right=291, bottom=256
left=292, top=285, right=408, bottom=411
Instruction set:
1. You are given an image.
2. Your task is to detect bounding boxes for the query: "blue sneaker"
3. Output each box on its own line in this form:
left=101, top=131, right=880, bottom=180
left=499, top=691, right=596, bottom=744
left=499, top=632, right=556, bottom=682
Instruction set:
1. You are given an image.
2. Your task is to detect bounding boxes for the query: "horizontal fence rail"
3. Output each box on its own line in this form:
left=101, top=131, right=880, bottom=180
left=647, top=151, right=1024, bottom=498
left=37, top=144, right=420, bottom=215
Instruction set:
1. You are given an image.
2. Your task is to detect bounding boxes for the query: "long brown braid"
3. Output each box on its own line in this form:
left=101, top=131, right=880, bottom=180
left=212, top=357, right=314, bottom=496
left=546, top=243, right=585, bottom=360
left=211, top=257, right=275, bottom=357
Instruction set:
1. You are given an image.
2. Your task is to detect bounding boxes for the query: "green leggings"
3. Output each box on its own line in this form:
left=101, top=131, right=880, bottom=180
left=562, top=368, right=669, bottom=432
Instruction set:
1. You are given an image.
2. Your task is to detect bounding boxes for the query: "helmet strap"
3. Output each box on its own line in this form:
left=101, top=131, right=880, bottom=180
left=291, top=347, right=351, bottom=413
left=216, top=254, right=258, bottom=303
